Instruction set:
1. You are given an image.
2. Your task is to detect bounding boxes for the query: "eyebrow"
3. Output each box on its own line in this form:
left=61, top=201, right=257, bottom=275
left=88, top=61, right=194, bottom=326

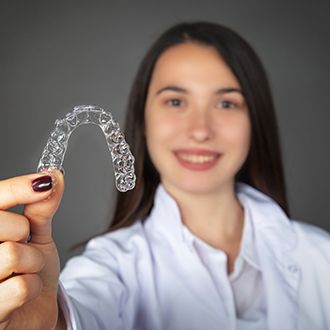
left=155, top=85, right=244, bottom=96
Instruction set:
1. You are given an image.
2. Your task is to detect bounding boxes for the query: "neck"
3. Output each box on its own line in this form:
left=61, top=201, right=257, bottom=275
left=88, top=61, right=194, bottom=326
left=163, top=181, right=244, bottom=250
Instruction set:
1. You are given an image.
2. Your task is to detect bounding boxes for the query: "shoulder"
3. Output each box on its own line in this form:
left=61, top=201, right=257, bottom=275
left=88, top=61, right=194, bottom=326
left=86, top=220, right=147, bottom=256
left=291, top=220, right=330, bottom=261
left=61, top=220, right=148, bottom=282
left=292, top=220, right=330, bottom=244
left=236, top=182, right=330, bottom=257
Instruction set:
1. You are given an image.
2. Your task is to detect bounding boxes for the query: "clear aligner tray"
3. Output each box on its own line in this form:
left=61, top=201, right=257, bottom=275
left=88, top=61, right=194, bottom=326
left=37, top=105, right=136, bottom=192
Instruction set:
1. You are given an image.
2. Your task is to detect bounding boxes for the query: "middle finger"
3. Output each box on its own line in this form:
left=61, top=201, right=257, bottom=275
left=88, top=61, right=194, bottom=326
left=0, top=210, right=30, bottom=242
left=0, top=242, right=45, bottom=281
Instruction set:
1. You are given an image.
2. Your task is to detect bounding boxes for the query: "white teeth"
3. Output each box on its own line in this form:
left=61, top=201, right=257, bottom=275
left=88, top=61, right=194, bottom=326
left=178, top=153, right=217, bottom=164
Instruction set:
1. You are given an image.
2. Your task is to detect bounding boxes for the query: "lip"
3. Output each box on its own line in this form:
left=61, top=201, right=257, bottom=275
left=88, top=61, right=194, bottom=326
left=174, top=148, right=222, bottom=171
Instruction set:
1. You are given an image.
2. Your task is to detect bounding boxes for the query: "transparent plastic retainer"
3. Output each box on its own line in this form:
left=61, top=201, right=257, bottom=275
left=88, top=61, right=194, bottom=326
left=37, top=105, right=136, bottom=192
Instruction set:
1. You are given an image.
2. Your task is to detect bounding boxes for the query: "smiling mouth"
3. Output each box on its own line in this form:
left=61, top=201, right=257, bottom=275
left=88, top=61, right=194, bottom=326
left=174, top=150, right=221, bottom=169
left=177, top=153, right=218, bottom=164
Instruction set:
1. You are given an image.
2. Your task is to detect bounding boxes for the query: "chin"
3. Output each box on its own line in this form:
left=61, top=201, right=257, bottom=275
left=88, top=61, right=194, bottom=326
left=163, top=177, right=233, bottom=197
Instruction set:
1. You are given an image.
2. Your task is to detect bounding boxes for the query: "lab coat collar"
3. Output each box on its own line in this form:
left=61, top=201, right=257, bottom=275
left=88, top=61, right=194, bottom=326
left=151, top=182, right=297, bottom=254
left=235, top=182, right=297, bottom=253
left=149, top=182, right=300, bottom=330
left=236, top=183, right=300, bottom=330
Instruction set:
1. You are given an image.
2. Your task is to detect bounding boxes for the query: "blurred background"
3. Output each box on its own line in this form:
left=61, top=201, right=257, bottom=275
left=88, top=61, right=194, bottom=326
left=1, top=0, right=329, bottom=267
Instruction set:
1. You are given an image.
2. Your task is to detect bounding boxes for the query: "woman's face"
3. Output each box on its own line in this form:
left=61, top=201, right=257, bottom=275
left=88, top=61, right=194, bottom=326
left=144, top=42, right=251, bottom=195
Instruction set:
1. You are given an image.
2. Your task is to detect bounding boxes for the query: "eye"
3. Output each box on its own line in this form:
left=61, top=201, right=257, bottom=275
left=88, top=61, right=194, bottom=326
left=166, top=98, right=184, bottom=107
left=218, top=100, right=237, bottom=109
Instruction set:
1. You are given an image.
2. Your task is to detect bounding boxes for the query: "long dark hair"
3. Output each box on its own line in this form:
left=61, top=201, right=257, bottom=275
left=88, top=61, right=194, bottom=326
left=108, top=21, right=289, bottom=232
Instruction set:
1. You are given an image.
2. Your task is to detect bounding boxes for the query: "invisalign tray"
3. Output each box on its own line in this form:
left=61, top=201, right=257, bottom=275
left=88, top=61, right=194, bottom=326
left=37, top=105, right=136, bottom=192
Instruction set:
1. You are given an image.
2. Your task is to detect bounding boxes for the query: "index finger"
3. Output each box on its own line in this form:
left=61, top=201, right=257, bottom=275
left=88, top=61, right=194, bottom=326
left=0, top=173, right=55, bottom=210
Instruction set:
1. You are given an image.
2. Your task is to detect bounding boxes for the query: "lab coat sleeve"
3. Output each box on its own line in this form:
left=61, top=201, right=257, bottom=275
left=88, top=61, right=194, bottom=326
left=58, top=235, right=128, bottom=330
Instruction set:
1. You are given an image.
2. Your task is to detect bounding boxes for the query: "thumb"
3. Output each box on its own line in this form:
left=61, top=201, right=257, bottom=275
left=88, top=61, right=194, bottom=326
left=24, top=169, right=65, bottom=244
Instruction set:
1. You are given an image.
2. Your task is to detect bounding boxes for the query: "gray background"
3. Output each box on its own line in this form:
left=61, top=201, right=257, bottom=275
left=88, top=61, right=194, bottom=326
left=1, top=0, right=329, bottom=268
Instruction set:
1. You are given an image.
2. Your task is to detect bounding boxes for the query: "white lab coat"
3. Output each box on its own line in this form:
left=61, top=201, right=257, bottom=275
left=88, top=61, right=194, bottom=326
left=59, top=183, right=330, bottom=330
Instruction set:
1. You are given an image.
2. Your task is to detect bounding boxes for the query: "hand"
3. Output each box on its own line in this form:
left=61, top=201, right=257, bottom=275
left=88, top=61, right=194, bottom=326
left=0, top=171, right=65, bottom=330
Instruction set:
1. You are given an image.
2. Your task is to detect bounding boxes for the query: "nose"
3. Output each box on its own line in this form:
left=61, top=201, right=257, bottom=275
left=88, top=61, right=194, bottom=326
left=187, top=109, right=214, bottom=142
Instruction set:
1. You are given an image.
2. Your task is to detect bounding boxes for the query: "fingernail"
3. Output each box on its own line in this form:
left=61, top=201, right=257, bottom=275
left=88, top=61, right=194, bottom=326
left=60, top=168, right=65, bottom=176
left=32, top=175, right=53, bottom=192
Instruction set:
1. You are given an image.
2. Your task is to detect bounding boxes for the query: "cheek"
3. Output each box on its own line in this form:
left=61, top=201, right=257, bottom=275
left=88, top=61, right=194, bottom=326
left=145, top=111, right=185, bottom=176
left=221, top=115, right=251, bottom=151
left=145, top=112, right=181, bottom=145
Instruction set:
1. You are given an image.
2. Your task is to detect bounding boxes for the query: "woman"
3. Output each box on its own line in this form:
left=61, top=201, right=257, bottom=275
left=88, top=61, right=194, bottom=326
left=0, top=22, right=329, bottom=330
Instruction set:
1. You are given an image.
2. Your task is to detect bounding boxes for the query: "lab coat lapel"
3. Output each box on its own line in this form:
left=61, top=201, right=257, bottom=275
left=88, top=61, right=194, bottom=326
left=257, top=236, right=300, bottom=330
left=238, top=184, right=300, bottom=330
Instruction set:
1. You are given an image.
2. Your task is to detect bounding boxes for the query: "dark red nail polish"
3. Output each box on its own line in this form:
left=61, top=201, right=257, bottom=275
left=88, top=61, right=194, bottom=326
left=32, top=175, right=53, bottom=192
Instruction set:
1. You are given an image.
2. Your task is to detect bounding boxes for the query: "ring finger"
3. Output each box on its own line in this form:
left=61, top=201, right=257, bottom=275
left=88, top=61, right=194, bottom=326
left=0, top=242, right=44, bottom=281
